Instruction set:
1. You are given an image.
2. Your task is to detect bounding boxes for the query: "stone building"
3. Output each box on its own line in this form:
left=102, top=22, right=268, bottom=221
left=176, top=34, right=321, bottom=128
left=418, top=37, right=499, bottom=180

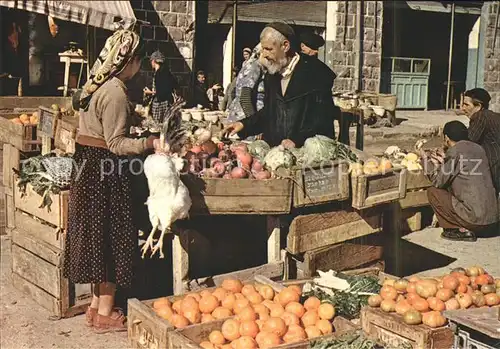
left=483, top=1, right=500, bottom=112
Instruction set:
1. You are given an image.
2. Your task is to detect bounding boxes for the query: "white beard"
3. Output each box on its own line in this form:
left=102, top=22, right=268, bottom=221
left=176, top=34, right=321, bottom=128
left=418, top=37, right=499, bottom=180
left=262, top=56, right=288, bottom=75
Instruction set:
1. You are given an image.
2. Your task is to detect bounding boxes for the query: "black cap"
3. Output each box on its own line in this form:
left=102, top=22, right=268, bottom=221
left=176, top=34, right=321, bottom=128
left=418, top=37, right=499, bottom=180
left=264, top=22, right=297, bottom=45
left=300, top=32, right=325, bottom=50
left=464, top=88, right=491, bottom=107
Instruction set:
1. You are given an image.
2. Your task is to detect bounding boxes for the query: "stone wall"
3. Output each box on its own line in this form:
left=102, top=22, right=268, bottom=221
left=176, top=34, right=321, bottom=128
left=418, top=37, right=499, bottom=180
left=327, top=1, right=383, bottom=93
left=129, top=0, right=195, bottom=98
left=483, top=1, right=500, bottom=113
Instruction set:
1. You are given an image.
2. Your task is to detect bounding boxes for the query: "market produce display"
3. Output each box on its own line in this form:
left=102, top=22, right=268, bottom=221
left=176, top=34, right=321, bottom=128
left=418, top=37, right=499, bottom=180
left=151, top=278, right=341, bottom=348
left=183, top=135, right=358, bottom=179
left=13, top=153, right=73, bottom=210
left=10, top=111, right=39, bottom=126
left=311, top=329, right=411, bottom=349
left=383, top=139, right=445, bottom=172
left=302, top=270, right=381, bottom=320
left=367, top=266, right=500, bottom=328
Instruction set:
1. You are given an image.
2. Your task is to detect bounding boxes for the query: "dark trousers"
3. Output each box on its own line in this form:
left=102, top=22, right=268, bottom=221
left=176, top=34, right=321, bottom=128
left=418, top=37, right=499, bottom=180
left=427, top=187, right=490, bottom=232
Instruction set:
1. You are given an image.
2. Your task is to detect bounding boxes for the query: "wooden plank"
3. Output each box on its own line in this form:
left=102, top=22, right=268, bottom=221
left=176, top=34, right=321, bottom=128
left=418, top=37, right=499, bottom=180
left=287, top=208, right=383, bottom=254
left=190, top=196, right=291, bottom=215
left=267, top=216, right=281, bottom=263
left=351, top=167, right=407, bottom=210
left=128, top=298, right=172, bottom=349
left=11, top=272, right=62, bottom=318
left=0, top=96, right=71, bottom=110
left=293, top=161, right=350, bottom=207
left=361, top=307, right=454, bottom=349
left=184, top=177, right=292, bottom=196
left=443, top=307, right=500, bottom=339
left=14, top=211, right=64, bottom=250
left=3, top=144, right=20, bottom=189
left=0, top=115, right=40, bottom=152
left=54, top=118, right=78, bottom=154
left=173, top=230, right=190, bottom=295
left=170, top=316, right=358, bottom=349
left=186, top=261, right=284, bottom=291
left=406, top=170, right=431, bottom=190
left=13, top=178, right=69, bottom=228
left=400, top=189, right=429, bottom=209
left=296, top=238, right=384, bottom=277
left=11, top=244, right=61, bottom=297
left=11, top=229, right=62, bottom=266
left=5, top=193, right=15, bottom=229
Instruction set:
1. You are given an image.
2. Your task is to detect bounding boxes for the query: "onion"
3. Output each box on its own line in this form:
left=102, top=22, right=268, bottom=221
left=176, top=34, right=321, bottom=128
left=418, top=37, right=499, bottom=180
left=209, top=157, right=221, bottom=167
left=201, top=140, right=217, bottom=155
left=253, top=170, right=271, bottom=180
left=236, top=151, right=253, bottom=168
left=251, top=159, right=264, bottom=172
left=230, top=142, right=248, bottom=153
left=223, top=173, right=232, bottom=179
left=212, top=161, right=226, bottom=176
left=191, top=145, right=202, bottom=154
left=194, top=128, right=212, bottom=143
left=231, top=167, right=248, bottom=179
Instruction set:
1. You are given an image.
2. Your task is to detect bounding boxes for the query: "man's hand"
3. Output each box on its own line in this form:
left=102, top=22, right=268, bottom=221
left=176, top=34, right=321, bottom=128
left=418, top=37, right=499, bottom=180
left=281, top=139, right=296, bottom=149
left=143, top=87, right=154, bottom=95
left=222, top=122, right=244, bottom=137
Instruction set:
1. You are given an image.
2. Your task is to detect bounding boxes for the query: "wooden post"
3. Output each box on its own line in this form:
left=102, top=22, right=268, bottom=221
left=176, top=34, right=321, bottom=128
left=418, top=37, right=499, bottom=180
left=266, top=216, right=281, bottom=264
left=445, top=3, right=455, bottom=111
left=172, top=229, right=189, bottom=295
left=231, top=0, right=238, bottom=70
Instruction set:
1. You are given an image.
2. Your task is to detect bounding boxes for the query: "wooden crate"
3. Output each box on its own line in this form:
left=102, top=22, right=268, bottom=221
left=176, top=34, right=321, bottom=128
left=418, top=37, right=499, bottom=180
left=184, top=177, right=293, bottom=215
left=128, top=278, right=278, bottom=349
left=0, top=113, right=40, bottom=152
left=169, top=316, right=358, bottom=349
left=351, top=166, right=407, bottom=210
left=361, top=307, right=454, bottom=349
left=444, top=307, right=500, bottom=347
left=285, top=234, right=384, bottom=279
left=400, top=170, right=431, bottom=209
left=13, top=177, right=69, bottom=229
left=286, top=207, right=383, bottom=254
left=11, top=221, right=91, bottom=319
left=292, top=160, right=350, bottom=207
left=54, top=117, right=78, bottom=154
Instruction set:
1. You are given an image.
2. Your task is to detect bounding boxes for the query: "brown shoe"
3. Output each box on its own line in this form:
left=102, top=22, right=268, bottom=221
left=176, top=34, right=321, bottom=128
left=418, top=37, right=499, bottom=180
left=93, top=310, right=127, bottom=334
left=86, top=307, right=98, bottom=327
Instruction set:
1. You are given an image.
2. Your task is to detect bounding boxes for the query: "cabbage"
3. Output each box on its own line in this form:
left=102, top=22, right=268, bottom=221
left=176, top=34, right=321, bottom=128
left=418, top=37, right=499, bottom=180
left=263, top=145, right=296, bottom=172
left=299, top=135, right=358, bottom=167
left=247, top=140, right=271, bottom=160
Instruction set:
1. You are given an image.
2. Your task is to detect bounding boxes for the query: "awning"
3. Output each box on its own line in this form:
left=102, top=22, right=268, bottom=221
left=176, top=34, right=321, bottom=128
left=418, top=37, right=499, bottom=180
left=0, top=0, right=136, bottom=31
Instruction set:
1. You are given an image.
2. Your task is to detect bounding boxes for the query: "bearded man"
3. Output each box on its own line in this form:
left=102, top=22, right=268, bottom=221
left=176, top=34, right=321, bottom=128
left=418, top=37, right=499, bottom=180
left=223, top=22, right=336, bottom=147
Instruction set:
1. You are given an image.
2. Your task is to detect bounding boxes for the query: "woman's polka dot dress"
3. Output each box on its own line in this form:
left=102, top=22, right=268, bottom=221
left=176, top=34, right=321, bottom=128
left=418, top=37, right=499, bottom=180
left=63, top=145, right=137, bottom=288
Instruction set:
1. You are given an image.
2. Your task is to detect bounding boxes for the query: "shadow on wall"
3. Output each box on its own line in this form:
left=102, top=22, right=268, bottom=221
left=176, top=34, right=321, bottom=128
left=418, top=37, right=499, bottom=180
left=128, top=0, right=195, bottom=104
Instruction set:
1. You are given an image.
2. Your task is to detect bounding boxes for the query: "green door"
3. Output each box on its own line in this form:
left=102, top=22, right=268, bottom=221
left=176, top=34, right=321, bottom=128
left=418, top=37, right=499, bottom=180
left=383, top=57, right=431, bottom=110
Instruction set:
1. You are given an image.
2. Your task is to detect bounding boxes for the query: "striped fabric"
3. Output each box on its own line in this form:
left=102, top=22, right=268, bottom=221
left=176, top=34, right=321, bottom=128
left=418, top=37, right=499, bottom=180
left=0, top=0, right=136, bottom=31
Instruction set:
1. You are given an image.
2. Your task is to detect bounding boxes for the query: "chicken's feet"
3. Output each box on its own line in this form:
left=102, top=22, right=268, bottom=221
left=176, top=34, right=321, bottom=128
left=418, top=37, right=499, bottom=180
left=151, top=227, right=170, bottom=259
left=141, top=224, right=158, bottom=259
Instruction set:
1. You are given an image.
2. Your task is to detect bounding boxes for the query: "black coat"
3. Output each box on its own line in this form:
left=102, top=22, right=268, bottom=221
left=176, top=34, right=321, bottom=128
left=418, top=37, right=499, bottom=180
left=240, top=53, right=337, bottom=147
left=154, top=65, right=179, bottom=103
left=188, top=82, right=211, bottom=109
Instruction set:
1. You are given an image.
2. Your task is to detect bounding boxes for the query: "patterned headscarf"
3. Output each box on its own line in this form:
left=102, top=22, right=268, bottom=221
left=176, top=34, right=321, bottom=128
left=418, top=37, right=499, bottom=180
left=78, top=30, right=142, bottom=110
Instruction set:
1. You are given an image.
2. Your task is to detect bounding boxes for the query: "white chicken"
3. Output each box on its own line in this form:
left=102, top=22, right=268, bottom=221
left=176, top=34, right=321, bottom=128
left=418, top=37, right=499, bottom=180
left=141, top=98, right=192, bottom=258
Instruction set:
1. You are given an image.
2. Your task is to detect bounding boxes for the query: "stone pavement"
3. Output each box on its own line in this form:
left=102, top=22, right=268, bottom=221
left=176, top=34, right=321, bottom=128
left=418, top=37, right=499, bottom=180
left=402, top=227, right=500, bottom=277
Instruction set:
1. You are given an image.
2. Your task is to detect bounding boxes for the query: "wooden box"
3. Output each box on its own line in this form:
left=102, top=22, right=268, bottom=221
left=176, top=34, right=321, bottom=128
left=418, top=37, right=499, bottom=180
left=286, top=234, right=384, bottom=279
left=351, top=166, right=407, bottom=210
left=54, top=117, right=78, bottom=154
left=361, top=307, right=454, bottom=349
left=184, top=177, right=293, bottom=215
left=13, top=177, right=69, bottom=229
left=444, top=307, right=500, bottom=347
left=11, top=216, right=91, bottom=319
left=293, top=160, right=350, bottom=207
left=0, top=113, right=40, bottom=152
left=286, top=207, right=383, bottom=254
left=399, top=170, right=431, bottom=209
left=169, top=316, right=357, bottom=349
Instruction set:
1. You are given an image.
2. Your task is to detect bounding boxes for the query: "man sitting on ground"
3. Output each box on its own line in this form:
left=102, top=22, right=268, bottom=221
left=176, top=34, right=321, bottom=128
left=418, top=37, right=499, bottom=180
left=422, top=121, right=498, bottom=242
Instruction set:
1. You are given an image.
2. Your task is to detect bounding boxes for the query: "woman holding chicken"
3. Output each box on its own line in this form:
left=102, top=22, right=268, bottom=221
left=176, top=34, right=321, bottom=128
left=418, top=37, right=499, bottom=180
left=64, top=30, right=161, bottom=333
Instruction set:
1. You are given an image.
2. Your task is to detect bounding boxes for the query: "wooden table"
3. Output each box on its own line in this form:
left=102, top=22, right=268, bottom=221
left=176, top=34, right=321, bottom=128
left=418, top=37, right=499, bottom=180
left=338, top=107, right=364, bottom=150
left=58, top=51, right=89, bottom=97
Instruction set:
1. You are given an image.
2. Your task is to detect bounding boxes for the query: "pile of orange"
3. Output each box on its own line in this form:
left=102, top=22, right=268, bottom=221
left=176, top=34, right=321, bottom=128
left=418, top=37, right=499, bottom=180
left=368, top=266, right=500, bottom=328
left=151, top=279, right=337, bottom=349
